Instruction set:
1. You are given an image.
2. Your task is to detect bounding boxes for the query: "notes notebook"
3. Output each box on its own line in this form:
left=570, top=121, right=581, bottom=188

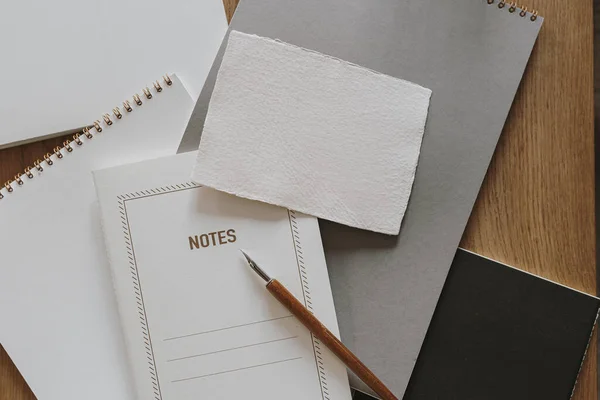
left=0, top=75, right=193, bottom=399
left=0, top=0, right=227, bottom=149
left=179, top=0, right=543, bottom=396
left=93, top=152, right=352, bottom=400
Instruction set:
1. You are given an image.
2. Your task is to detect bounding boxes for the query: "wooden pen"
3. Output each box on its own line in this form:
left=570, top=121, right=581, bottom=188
left=240, top=250, right=398, bottom=400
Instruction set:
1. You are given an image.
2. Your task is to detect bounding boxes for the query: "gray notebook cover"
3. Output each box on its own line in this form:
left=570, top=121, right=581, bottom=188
left=179, top=0, right=543, bottom=397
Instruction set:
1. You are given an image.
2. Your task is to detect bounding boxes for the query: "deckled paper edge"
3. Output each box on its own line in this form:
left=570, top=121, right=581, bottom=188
left=194, top=30, right=433, bottom=235
left=231, top=30, right=432, bottom=96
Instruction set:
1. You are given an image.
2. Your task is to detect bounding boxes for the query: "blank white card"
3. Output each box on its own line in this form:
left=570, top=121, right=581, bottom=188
left=192, top=30, right=432, bottom=235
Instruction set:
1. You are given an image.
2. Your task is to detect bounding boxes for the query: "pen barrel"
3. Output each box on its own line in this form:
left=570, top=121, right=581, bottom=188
left=266, top=279, right=398, bottom=400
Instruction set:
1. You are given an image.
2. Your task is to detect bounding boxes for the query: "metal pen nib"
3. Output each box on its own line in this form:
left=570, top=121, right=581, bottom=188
left=240, top=249, right=272, bottom=283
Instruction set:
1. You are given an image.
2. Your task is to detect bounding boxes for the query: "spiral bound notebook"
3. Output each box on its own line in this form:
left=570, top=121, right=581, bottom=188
left=180, top=0, right=543, bottom=397
left=93, top=152, right=352, bottom=400
left=0, top=75, right=194, bottom=399
left=0, top=0, right=227, bottom=149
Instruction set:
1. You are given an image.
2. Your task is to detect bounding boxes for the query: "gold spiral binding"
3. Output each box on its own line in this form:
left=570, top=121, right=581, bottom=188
left=83, top=127, right=93, bottom=139
left=103, top=113, right=113, bottom=125
left=33, top=160, right=43, bottom=172
left=0, top=74, right=174, bottom=200
left=143, top=87, right=152, bottom=99
left=73, top=133, right=83, bottom=146
left=24, top=167, right=33, bottom=179
left=486, top=0, right=539, bottom=21
left=530, top=10, right=538, bottom=21
left=44, top=153, right=53, bottom=166
left=113, top=107, right=123, bottom=119
left=519, top=7, right=527, bottom=17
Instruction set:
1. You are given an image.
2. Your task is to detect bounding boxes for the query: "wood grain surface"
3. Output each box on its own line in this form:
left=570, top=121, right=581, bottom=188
left=0, top=0, right=595, bottom=399
left=460, top=1, right=596, bottom=400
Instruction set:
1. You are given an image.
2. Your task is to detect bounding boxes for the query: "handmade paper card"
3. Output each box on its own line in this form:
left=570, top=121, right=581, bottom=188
left=191, top=30, right=432, bottom=235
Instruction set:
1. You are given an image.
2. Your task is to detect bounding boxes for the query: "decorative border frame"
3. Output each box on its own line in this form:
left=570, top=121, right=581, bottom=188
left=288, top=209, right=329, bottom=400
left=117, top=183, right=329, bottom=399
left=118, top=182, right=200, bottom=400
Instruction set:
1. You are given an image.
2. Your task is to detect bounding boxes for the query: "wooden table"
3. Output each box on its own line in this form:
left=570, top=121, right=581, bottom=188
left=0, top=0, right=595, bottom=398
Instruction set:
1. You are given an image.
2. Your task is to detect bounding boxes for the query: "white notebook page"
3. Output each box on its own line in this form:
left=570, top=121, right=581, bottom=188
left=0, top=0, right=227, bottom=148
left=93, top=152, right=352, bottom=400
left=0, top=76, right=193, bottom=399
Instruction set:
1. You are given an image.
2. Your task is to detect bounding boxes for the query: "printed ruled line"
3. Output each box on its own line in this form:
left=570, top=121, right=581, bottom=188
left=171, top=357, right=303, bottom=383
left=167, top=336, right=299, bottom=362
left=163, top=315, right=293, bottom=342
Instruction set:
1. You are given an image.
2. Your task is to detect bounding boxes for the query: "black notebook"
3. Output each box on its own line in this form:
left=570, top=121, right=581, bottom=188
left=398, top=249, right=599, bottom=400
left=353, top=249, right=599, bottom=400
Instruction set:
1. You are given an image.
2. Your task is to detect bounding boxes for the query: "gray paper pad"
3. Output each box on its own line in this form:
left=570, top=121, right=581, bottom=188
left=179, top=0, right=542, bottom=397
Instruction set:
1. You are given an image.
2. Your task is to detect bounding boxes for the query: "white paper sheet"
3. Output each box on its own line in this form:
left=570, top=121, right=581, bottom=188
left=0, top=0, right=227, bottom=149
left=0, top=76, right=193, bottom=399
left=192, top=30, right=432, bottom=235
left=93, top=152, right=352, bottom=400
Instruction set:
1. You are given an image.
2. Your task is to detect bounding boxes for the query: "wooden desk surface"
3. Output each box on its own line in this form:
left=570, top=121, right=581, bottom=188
left=0, top=0, right=595, bottom=399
